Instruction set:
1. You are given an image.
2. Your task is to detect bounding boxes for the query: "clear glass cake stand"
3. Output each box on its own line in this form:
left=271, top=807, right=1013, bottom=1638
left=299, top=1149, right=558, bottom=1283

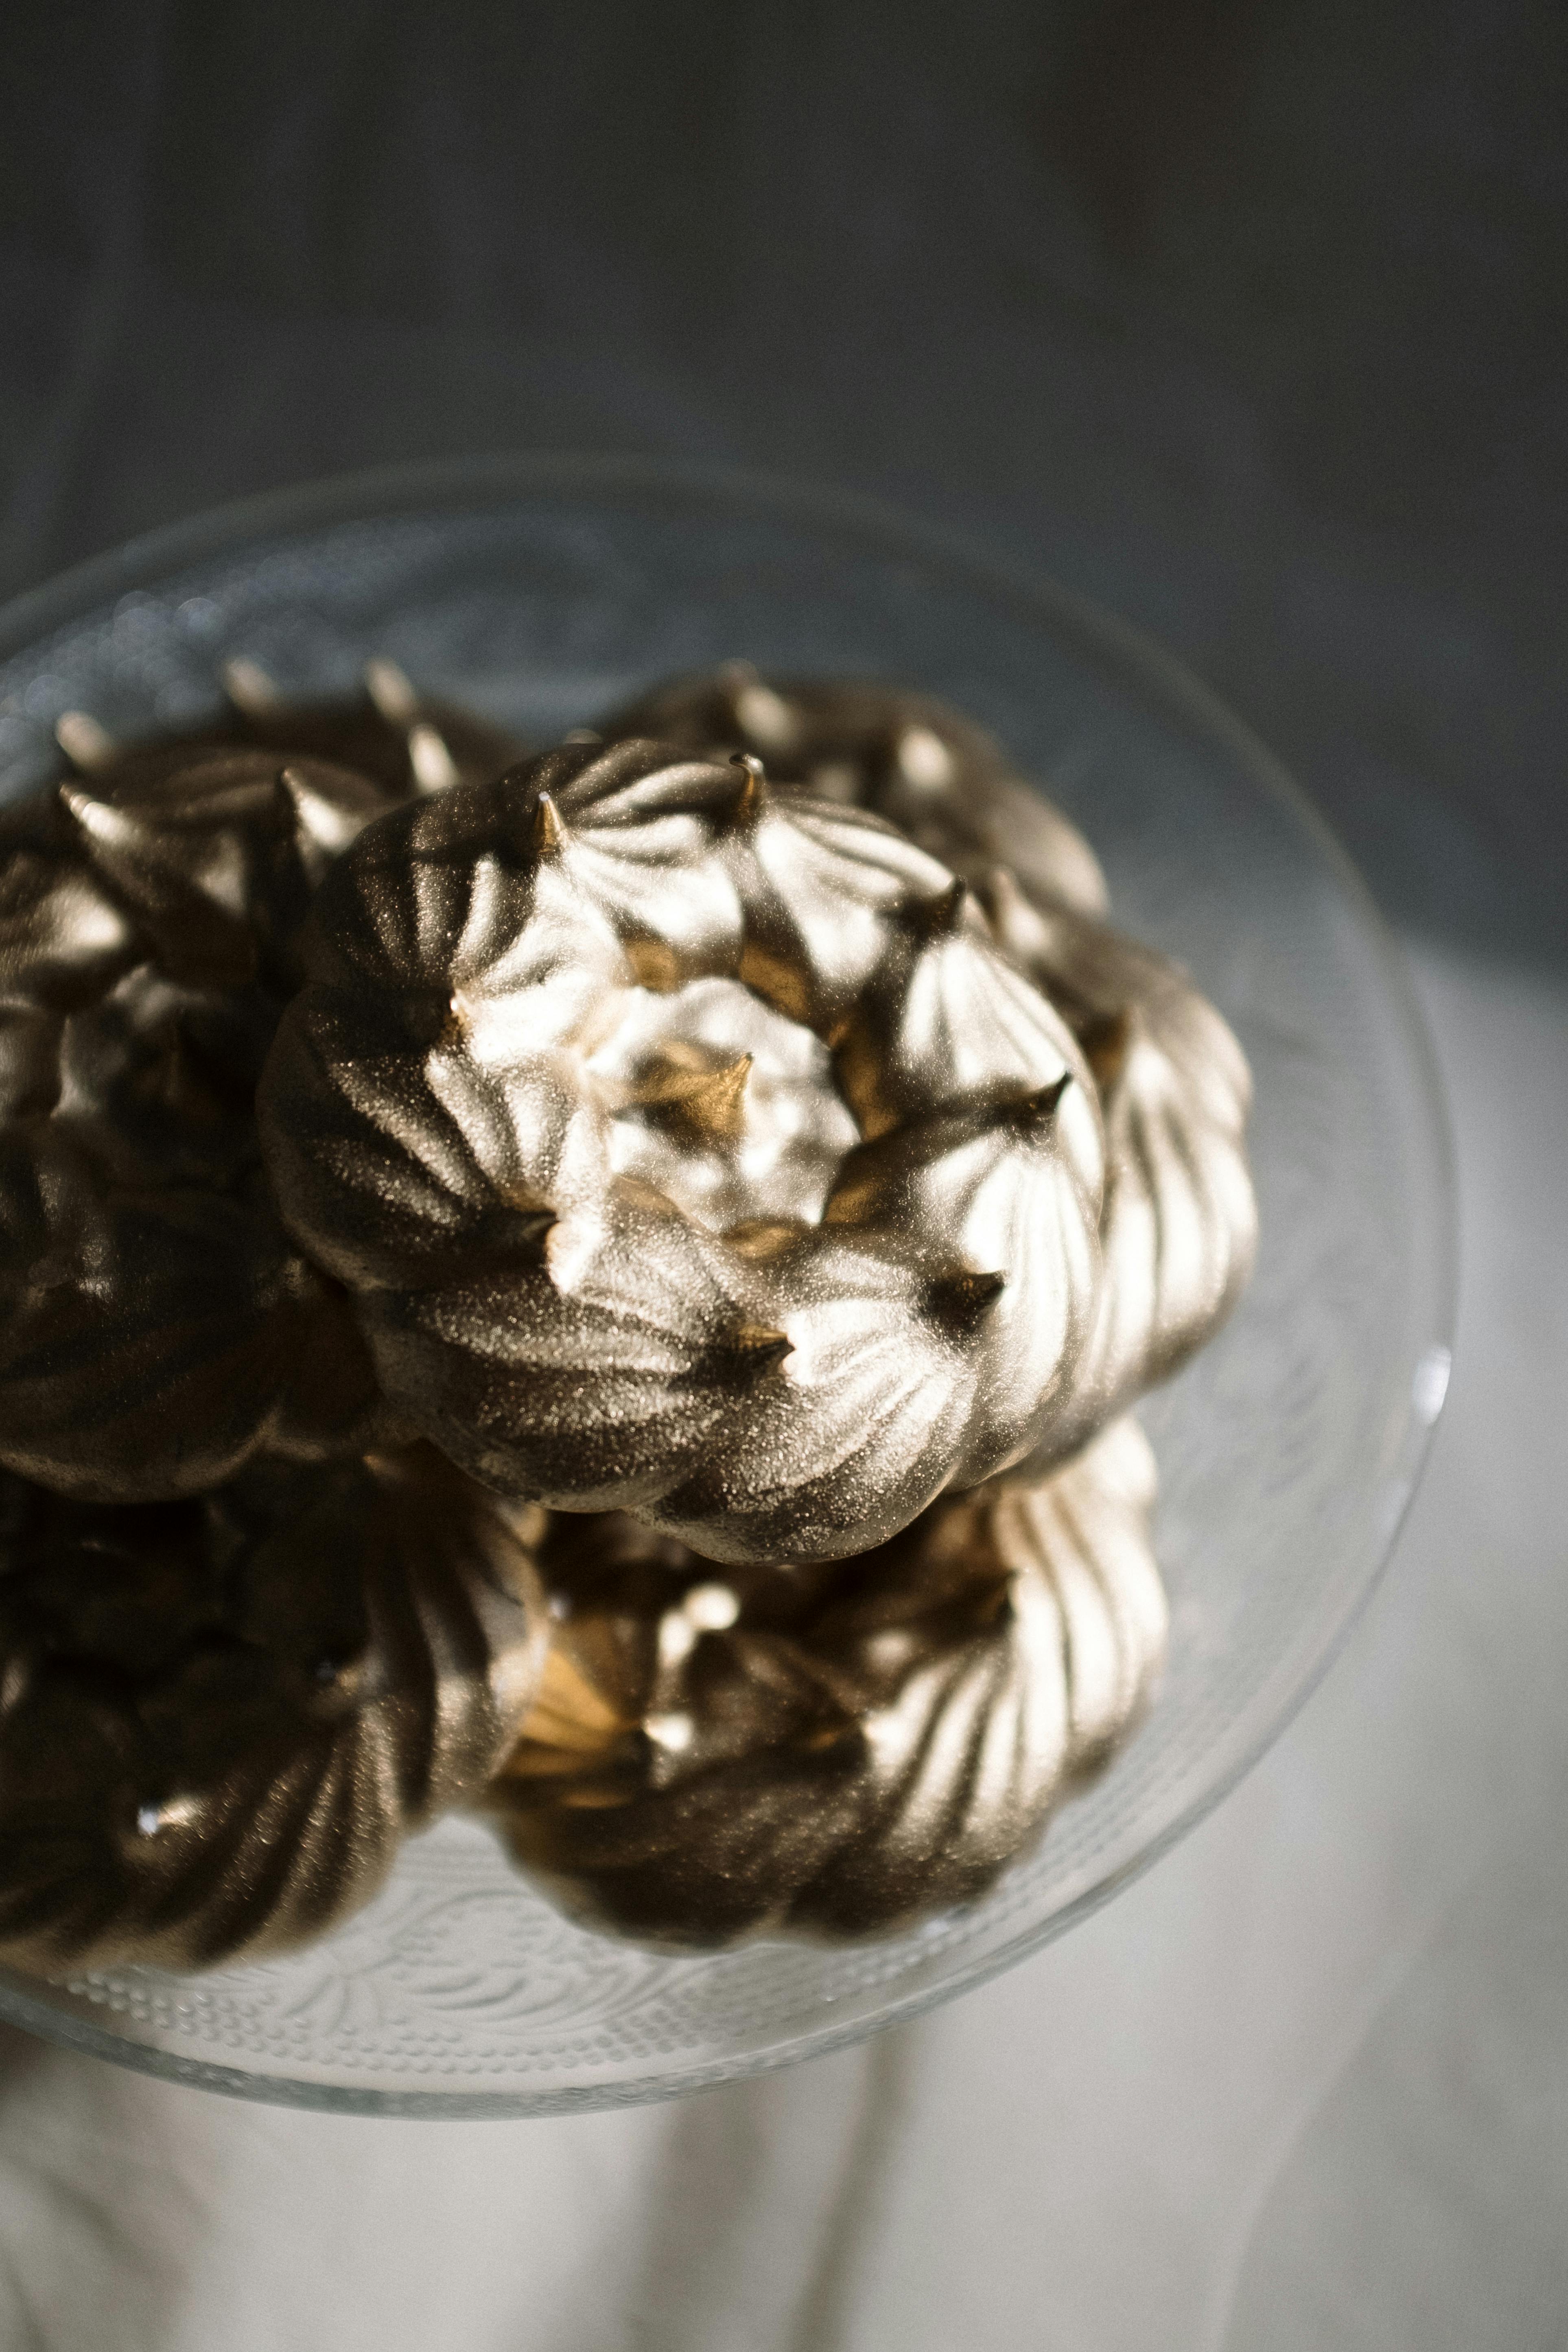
left=0, top=457, right=1454, bottom=2116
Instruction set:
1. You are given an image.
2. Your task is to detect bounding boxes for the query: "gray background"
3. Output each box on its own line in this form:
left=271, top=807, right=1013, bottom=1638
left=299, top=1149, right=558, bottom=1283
left=1, top=6, right=1565, bottom=2345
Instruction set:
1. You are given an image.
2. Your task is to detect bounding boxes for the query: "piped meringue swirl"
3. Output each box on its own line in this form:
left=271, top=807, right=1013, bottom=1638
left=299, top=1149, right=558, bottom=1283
left=260, top=738, right=1107, bottom=1564
left=0, top=750, right=410, bottom=1500
left=485, top=1416, right=1164, bottom=1945
left=599, top=663, right=1111, bottom=920
left=596, top=669, right=1257, bottom=1457
left=0, top=1448, right=544, bottom=1974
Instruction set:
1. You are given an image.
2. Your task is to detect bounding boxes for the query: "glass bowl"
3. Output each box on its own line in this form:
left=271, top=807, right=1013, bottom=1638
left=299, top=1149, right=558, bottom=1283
left=0, top=458, right=1453, bottom=2115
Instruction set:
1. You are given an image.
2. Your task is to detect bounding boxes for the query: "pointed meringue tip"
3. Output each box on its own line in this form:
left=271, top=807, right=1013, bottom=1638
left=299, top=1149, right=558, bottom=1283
left=1008, top=1073, right=1073, bottom=1130
left=59, top=774, right=218, bottom=904
left=491, top=1185, right=558, bottom=1255
left=896, top=724, right=954, bottom=790
left=682, top=1052, right=752, bottom=1140
left=221, top=656, right=281, bottom=715
left=57, top=778, right=131, bottom=846
left=57, top=778, right=254, bottom=967
left=729, top=674, right=797, bottom=752
left=908, top=875, right=970, bottom=938
left=275, top=763, right=313, bottom=818
left=514, top=1206, right=558, bottom=1251
left=634, top=1049, right=754, bottom=1141
left=931, top=1267, right=1007, bottom=1326
left=730, top=1323, right=793, bottom=1373
left=363, top=656, right=418, bottom=725
left=727, top=751, right=768, bottom=825
left=533, top=790, right=566, bottom=858
left=276, top=763, right=360, bottom=861
left=409, top=721, right=459, bottom=794
left=683, top=1581, right=741, bottom=1632
left=54, top=711, right=117, bottom=772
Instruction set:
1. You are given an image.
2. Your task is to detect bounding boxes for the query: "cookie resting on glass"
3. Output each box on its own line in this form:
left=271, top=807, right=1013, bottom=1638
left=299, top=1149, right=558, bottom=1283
left=485, top=1416, right=1163, bottom=1946
left=0, top=654, right=1256, bottom=1970
left=0, top=1447, right=544, bottom=1974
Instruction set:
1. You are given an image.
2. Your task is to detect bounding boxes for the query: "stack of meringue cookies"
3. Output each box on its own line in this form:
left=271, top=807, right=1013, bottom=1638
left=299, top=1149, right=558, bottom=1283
left=0, top=654, right=1255, bottom=1976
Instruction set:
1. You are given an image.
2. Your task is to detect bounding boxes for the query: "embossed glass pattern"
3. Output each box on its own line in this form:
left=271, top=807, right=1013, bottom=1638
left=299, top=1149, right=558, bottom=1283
left=0, top=462, right=1452, bottom=2115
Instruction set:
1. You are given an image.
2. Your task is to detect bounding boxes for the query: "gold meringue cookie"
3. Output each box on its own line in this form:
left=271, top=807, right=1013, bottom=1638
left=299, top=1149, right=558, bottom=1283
left=485, top=1416, right=1164, bottom=1947
left=596, top=663, right=1110, bottom=920
left=0, top=1448, right=545, bottom=1975
left=213, top=658, right=525, bottom=799
left=260, top=738, right=1107, bottom=1563
left=54, top=655, right=524, bottom=804
left=976, top=869, right=1257, bottom=1460
left=0, top=750, right=405, bottom=1501
left=0, top=1149, right=392, bottom=1503
left=596, top=667, right=1257, bottom=1455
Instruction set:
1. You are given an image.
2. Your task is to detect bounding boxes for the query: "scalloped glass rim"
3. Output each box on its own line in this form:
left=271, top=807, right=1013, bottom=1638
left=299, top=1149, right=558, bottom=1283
left=0, top=457, right=1455, bottom=2116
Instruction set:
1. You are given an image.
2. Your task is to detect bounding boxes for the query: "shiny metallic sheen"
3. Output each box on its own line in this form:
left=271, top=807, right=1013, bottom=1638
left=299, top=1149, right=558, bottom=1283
left=484, top=1416, right=1163, bottom=1946
left=598, top=662, right=1111, bottom=919
left=259, top=738, right=1108, bottom=1564
left=595, top=669, right=1257, bottom=1458
left=0, top=1448, right=545, bottom=1974
left=59, top=655, right=524, bottom=802
left=0, top=746, right=409, bottom=1499
left=0, top=654, right=1255, bottom=1973
left=979, top=868, right=1257, bottom=1461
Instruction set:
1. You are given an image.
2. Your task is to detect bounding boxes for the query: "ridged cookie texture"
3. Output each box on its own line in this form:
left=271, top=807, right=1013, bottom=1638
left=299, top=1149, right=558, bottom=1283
left=977, top=870, right=1256, bottom=1461
left=259, top=737, right=1108, bottom=1564
left=53, top=653, right=524, bottom=803
left=597, top=662, right=1111, bottom=919
left=596, top=668, right=1257, bottom=1451
left=484, top=1417, right=1164, bottom=1947
left=0, top=746, right=407, bottom=1499
left=0, top=1448, right=545, bottom=1974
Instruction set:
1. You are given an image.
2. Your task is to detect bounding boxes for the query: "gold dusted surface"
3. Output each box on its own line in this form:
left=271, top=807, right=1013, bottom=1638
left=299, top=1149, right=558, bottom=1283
left=0, top=663, right=523, bottom=1504
left=55, top=652, right=524, bottom=802
left=0, top=743, right=405, bottom=1499
left=0, top=471, right=1446, bottom=2106
left=978, top=867, right=1257, bottom=1462
left=0, top=1447, right=544, bottom=1974
left=597, top=668, right=1257, bottom=1467
left=260, top=736, right=1109, bottom=1564
left=485, top=1417, right=1163, bottom=1946
left=0, top=639, right=1254, bottom=1969
left=599, top=663, right=1111, bottom=919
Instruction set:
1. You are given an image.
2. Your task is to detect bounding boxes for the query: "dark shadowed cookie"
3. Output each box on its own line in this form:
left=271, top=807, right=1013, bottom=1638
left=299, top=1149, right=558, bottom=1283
left=0, top=1448, right=545, bottom=1974
left=484, top=1418, right=1163, bottom=1947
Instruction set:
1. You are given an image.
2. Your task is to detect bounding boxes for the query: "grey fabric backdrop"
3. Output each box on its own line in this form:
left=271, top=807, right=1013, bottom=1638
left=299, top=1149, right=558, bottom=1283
left=0, top=8, right=1565, bottom=2347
